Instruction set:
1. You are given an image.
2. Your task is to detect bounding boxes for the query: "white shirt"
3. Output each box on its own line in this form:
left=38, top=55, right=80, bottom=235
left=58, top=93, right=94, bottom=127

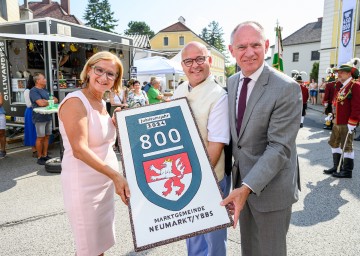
left=112, top=90, right=125, bottom=105
left=235, top=63, right=265, bottom=193
left=24, top=89, right=32, bottom=108
left=236, top=63, right=265, bottom=118
left=341, top=77, right=353, bottom=87
left=208, top=93, right=229, bottom=145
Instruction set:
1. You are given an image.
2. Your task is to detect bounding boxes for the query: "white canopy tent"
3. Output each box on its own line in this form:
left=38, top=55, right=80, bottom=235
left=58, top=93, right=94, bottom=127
left=134, top=56, right=183, bottom=75
left=134, top=56, right=184, bottom=91
left=0, top=33, right=109, bottom=44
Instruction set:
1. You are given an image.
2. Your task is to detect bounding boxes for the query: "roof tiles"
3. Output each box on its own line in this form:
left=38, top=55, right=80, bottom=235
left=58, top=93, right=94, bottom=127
left=282, top=18, right=322, bottom=46
left=25, top=2, right=82, bottom=25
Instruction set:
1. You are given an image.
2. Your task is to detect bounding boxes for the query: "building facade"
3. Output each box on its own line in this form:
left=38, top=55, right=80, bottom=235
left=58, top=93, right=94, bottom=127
left=150, top=17, right=226, bottom=85
left=268, top=0, right=360, bottom=83
left=319, top=0, right=360, bottom=76
left=268, top=18, right=322, bottom=82
left=0, top=0, right=20, bottom=22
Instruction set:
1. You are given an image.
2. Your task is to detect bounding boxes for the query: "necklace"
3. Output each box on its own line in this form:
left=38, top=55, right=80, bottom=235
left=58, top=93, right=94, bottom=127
left=336, top=81, right=352, bottom=103
left=87, top=88, right=103, bottom=104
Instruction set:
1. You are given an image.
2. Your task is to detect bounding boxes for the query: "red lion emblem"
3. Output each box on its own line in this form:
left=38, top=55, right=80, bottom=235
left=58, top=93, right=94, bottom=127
left=149, top=158, right=186, bottom=196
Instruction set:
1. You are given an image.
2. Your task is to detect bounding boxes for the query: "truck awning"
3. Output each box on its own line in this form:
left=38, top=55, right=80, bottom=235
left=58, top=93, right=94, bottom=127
left=0, top=33, right=109, bottom=44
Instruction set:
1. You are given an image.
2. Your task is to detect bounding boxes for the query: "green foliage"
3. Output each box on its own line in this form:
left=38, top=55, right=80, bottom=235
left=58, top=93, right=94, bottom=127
left=225, top=64, right=236, bottom=78
left=83, top=0, right=118, bottom=32
left=124, top=21, right=155, bottom=38
left=200, top=21, right=226, bottom=54
left=310, top=62, right=319, bottom=82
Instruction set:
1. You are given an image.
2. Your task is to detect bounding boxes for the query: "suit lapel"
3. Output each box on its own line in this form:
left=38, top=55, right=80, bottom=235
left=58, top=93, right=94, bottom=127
left=230, top=74, right=241, bottom=139
left=238, top=66, right=270, bottom=139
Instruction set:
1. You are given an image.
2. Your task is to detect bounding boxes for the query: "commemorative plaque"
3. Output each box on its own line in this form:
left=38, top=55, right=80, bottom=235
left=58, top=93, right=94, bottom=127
left=115, top=98, right=233, bottom=251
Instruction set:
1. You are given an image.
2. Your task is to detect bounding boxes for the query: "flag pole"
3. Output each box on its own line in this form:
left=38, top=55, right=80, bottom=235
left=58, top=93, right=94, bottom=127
left=352, top=0, right=359, bottom=59
left=272, top=21, right=284, bottom=72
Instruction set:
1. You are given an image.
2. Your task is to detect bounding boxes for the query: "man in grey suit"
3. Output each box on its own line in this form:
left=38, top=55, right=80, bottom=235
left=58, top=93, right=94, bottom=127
left=221, top=21, right=302, bottom=256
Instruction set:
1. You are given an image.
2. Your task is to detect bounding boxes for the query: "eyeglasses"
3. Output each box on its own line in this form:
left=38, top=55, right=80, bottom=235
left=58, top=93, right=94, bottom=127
left=182, top=56, right=209, bottom=67
left=91, top=66, right=118, bottom=81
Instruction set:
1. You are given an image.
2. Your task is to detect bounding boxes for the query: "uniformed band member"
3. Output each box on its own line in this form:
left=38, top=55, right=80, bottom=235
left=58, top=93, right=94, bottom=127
left=295, top=75, right=309, bottom=128
left=323, top=64, right=360, bottom=178
left=322, top=70, right=338, bottom=130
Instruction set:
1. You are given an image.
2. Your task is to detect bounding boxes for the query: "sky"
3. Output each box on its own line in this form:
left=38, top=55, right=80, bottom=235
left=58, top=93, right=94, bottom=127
left=19, top=0, right=324, bottom=59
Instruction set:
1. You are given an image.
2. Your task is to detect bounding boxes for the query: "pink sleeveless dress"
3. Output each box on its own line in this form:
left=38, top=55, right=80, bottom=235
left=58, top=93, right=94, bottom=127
left=59, top=90, right=118, bottom=255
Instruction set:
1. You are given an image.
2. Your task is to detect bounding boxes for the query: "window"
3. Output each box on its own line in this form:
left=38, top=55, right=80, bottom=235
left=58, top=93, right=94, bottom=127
left=0, top=0, right=7, bottom=20
left=163, top=37, right=169, bottom=46
left=293, top=52, right=299, bottom=62
left=179, top=36, right=184, bottom=46
left=311, top=50, right=320, bottom=61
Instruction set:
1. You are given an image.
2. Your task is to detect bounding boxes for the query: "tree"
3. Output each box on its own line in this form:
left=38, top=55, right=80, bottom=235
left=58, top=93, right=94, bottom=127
left=83, top=0, right=118, bottom=33
left=225, top=64, right=236, bottom=78
left=124, top=21, right=155, bottom=38
left=310, top=62, right=319, bottom=82
left=200, top=21, right=226, bottom=54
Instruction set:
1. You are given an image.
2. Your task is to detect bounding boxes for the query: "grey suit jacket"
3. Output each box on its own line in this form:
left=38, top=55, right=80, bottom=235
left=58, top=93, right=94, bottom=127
left=228, top=63, right=302, bottom=212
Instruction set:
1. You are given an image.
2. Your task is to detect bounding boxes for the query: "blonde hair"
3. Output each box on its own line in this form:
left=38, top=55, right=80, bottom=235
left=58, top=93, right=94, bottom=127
left=80, top=51, right=123, bottom=92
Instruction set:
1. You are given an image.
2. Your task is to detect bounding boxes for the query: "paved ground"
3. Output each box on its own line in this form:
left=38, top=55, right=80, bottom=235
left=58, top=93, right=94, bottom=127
left=0, top=105, right=360, bottom=255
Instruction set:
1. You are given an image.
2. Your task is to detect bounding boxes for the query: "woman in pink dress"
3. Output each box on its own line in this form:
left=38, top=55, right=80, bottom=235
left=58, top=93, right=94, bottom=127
left=58, top=51, right=130, bottom=256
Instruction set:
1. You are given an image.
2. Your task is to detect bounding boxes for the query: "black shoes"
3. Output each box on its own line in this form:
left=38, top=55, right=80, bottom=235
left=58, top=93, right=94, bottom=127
left=324, top=167, right=338, bottom=174
left=37, top=157, right=47, bottom=165
left=43, top=155, right=52, bottom=161
left=300, top=123, right=303, bottom=128
left=332, top=158, right=353, bottom=179
left=37, top=155, right=52, bottom=165
left=354, top=136, right=360, bottom=141
left=0, top=151, right=6, bottom=158
left=324, top=153, right=342, bottom=174
left=332, top=171, right=352, bottom=178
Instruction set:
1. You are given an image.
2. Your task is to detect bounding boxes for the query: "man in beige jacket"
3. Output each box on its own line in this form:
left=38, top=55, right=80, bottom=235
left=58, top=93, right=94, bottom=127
left=173, top=41, right=230, bottom=256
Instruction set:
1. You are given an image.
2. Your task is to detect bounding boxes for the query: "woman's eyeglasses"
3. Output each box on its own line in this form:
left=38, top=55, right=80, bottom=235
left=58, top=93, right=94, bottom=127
left=91, top=66, right=118, bottom=81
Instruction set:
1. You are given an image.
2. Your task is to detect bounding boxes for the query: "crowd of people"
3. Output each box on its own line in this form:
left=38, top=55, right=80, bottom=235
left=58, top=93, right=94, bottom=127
left=1, top=20, right=360, bottom=256
left=106, top=76, right=172, bottom=111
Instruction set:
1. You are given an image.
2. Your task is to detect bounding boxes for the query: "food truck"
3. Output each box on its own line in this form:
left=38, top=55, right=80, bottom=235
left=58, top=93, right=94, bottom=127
left=0, top=17, right=134, bottom=128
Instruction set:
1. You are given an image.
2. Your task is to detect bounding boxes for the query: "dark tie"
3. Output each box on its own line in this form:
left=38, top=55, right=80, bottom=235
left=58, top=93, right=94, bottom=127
left=237, top=77, right=251, bottom=134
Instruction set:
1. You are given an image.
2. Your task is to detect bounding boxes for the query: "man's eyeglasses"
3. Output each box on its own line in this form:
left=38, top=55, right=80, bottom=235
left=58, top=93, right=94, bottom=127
left=182, top=56, right=209, bottom=67
left=91, top=66, right=118, bottom=81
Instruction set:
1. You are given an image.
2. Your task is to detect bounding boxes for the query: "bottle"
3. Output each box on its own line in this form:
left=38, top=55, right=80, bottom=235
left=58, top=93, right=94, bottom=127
left=48, top=94, right=54, bottom=109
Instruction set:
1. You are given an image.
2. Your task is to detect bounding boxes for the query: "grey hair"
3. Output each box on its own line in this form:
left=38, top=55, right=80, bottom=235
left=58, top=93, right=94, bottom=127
left=33, top=72, right=45, bottom=84
left=230, top=21, right=266, bottom=44
left=151, top=77, right=161, bottom=85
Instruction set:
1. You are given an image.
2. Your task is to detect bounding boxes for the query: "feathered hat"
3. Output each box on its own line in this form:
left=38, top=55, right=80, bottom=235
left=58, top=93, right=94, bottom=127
left=291, top=70, right=307, bottom=82
left=349, top=57, right=360, bottom=79
left=333, top=58, right=360, bottom=79
left=325, top=67, right=336, bottom=82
